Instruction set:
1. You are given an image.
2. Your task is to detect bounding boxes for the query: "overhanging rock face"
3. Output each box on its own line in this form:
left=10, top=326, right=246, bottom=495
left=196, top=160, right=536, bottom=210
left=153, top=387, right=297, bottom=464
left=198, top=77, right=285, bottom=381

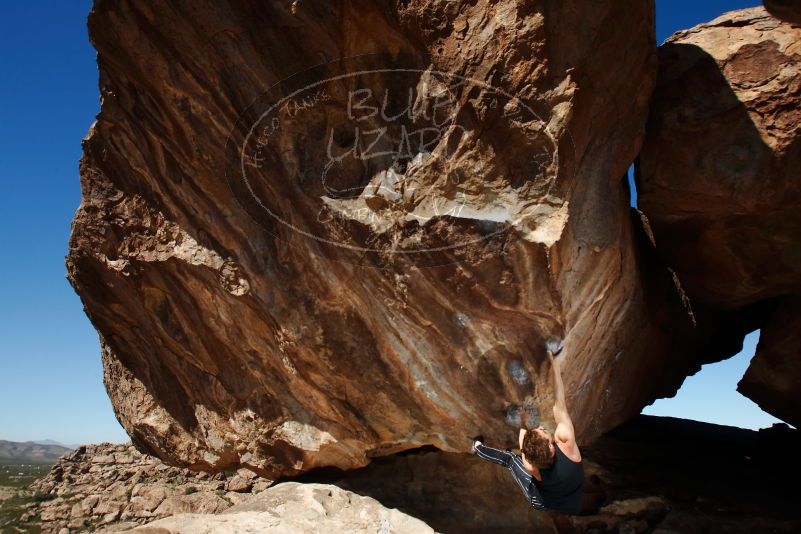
left=638, top=7, right=801, bottom=428
left=67, top=0, right=697, bottom=477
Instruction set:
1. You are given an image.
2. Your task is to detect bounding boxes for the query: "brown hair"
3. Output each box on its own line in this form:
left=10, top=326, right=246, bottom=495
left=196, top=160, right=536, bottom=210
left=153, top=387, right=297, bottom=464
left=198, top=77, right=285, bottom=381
left=522, top=429, right=555, bottom=469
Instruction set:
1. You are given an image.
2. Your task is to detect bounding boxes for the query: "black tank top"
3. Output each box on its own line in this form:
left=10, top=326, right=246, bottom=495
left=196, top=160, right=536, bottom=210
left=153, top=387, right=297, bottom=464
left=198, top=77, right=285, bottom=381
left=536, top=443, right=584, bottom=514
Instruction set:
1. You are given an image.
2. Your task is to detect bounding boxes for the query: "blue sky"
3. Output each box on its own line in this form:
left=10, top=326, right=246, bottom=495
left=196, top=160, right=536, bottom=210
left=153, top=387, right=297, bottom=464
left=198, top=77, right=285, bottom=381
left=0, top=1, right=775, bottom=446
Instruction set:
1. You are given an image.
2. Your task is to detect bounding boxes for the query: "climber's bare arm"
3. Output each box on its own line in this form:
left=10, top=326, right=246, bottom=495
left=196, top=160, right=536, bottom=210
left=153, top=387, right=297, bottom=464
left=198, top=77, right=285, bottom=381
left=549, top=351, right=578, bottom=453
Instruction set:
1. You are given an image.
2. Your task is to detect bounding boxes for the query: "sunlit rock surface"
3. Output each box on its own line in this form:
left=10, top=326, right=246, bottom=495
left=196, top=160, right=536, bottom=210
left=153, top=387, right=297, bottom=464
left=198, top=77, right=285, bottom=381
left=66, top=0, right=711, bottom=477
left=638, top=7, right=801, bottom=427
left=124, top=482, right=436, bottom=534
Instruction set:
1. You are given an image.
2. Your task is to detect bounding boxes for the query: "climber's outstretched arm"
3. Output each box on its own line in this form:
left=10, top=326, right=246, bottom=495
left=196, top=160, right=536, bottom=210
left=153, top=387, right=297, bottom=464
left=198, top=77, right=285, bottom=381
left=548, top=350, right=575, bottom=445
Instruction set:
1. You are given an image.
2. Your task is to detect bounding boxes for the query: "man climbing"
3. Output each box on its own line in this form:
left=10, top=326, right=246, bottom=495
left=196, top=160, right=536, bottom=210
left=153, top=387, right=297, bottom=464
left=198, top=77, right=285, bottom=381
left=471, top=340, right=584, bottom=515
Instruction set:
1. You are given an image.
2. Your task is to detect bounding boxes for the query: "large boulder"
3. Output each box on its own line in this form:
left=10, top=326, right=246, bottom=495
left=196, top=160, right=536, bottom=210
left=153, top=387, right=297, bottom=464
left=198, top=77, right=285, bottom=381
left=638, top=7, right=801, bottom=426
left=639, top=7, right=801, bottom=310
left=67, top=0, right=704, bottom=477
left=737, top=295, right=801, bottom=427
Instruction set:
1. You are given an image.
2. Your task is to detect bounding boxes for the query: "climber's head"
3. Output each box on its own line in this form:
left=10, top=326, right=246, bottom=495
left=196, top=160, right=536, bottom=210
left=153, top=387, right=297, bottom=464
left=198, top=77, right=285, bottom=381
left=522, top=426, right=556, bottom=469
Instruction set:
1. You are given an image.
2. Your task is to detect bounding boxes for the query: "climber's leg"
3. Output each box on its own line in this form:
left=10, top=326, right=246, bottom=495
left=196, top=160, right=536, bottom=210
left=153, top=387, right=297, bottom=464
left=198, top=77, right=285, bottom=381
left=474, top=442, right=547, bottom=510
left=509, top=453, right=547, bottom=510
left=473, top=441, right=514, bottom=468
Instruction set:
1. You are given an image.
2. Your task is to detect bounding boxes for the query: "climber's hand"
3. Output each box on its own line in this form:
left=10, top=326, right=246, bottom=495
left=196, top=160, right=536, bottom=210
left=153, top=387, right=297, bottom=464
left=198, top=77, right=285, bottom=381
left=545, top=337, right=564, bottom=359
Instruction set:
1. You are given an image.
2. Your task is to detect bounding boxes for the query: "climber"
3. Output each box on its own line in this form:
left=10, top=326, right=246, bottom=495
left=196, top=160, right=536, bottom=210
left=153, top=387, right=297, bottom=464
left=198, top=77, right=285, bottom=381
left=471, top=339, right=584, bottom=515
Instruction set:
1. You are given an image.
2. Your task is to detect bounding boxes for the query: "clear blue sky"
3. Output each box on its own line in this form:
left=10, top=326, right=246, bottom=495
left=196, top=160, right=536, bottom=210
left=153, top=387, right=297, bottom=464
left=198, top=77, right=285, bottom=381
left=0, top=1, right=774, bottom=446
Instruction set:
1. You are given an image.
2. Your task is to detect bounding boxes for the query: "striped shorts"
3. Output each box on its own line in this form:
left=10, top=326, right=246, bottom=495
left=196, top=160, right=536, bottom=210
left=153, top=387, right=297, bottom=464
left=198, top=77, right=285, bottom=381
left=474, top=442, right=547, bottom=510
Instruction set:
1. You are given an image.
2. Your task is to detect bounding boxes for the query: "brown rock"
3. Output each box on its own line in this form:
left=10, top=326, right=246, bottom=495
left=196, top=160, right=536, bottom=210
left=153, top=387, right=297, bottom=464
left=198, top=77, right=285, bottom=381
left=108, top=482, right=131, bottom=501
left=101, top=510, right=122, bottom=525
left=152, top=493, right=230, bottom=517
left=579, top=415, right=801, bottom=524
left=640, top=7, right=801, bottom=309
left=29, top=443, right=271, bottom=532
left=67, top=0, right=719, bottom=478
left=124, top=483, right=436, bottom=533
left=235, top=468, right=257, bottom=480
left=40, top=506, right=69, bottom=522
left=222, top=492, right=253, bottom=507
left=128, top=485, right=168, bottom=515
left=97, top=521, right=142, bottom=533
left=94, top=501, right=125, bottom=516
left=251, top=480, right=271, bottom=494
left=225, top=476, right=252, bottom=493
left=114, top=454, right=135, bottom=464
left=638, top=6, right=801, bottom=425
left=598, top=496, right=669, bottom=517
left=84, top=494, right=101, bottom=512
left=68, top=517, right=87, bottom=529
left=69, top=502, right=84, bottom=519
left=737, top=296, right=801, bottom=427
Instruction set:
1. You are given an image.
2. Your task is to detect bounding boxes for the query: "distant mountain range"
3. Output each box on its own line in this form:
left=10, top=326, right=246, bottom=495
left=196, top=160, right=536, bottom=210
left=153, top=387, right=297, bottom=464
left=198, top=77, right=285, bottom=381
left=31, top=440, right=78, bottom=449
left=0, top=440, right=73, bottom=464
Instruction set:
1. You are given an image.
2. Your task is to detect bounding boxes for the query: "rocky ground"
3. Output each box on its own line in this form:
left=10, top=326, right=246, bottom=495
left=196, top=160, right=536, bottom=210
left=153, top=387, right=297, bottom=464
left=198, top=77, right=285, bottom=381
left=290, top=415, right=801, bottom=534
left=5, top=446, right=433, bottom=534
left=125, top=482, right=435, bottom=534
left=5, top=415, right=801, bottom=533
left=1, top=462, right=52, bottom=533
left=8, top=443, right=272, bottom=533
